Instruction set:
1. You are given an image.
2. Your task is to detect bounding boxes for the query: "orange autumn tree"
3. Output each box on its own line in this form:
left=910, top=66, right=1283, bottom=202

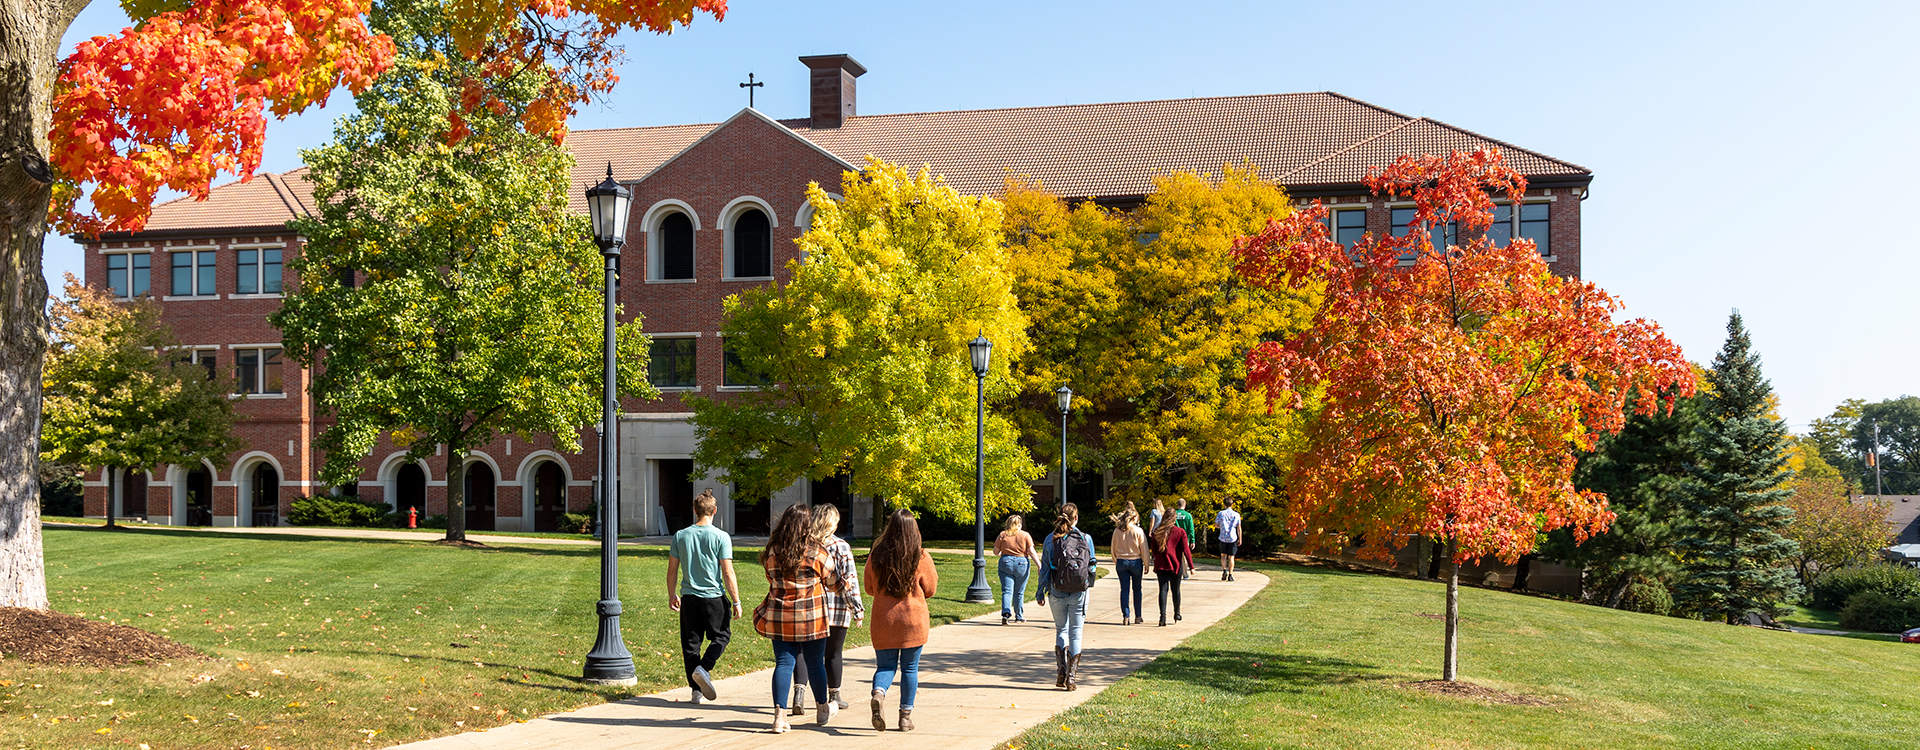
left=1233, top=149, right=1695, bottom=682
left=0, top=0, right=720, bottom=611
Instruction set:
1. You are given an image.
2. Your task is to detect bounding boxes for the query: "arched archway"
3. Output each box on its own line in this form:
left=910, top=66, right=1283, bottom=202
left=532, top=461, right=566, bottom=532
left=184, top=465, right=213, bottom=526
left=395, top=464, right=427, bottom=521
left=464, top=462, right=497, bottom=531
left=249, top=463, right=280, bottom=527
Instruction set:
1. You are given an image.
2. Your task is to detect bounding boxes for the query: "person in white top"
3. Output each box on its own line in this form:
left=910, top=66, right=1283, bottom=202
left=1215, top=498, right=1243, bottom=582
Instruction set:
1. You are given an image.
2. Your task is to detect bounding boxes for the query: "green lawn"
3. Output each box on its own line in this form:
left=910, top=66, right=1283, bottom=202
left=1013, top=562, right=1920, bottom=750
left=6, top=526, right=994, bottom=749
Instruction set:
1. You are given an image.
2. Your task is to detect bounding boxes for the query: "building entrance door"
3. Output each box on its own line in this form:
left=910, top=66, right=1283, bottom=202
left=122, top=470, right=148, bottom=520
left=533, top=462, right=565, bottom=532
left=185, top=467, right=213, bottom=526
left=250, top=464, right=280, bottom=527
left=464, top=463, right=497, bottom=531
left=657, top=459, right=694, bottom=534
left=395, top=464, right=427, bottom=520
left=808, top=472, right=853, bottom=536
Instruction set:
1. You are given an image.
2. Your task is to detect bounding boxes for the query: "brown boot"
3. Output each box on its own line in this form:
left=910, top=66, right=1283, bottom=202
left=1066, top=653, right=1080, bottom=691
left=899, top=707, right=914, bottom=732
left=869, top=689, right=887, bottom=731
left=1054, top=647, right=1067, bottom=688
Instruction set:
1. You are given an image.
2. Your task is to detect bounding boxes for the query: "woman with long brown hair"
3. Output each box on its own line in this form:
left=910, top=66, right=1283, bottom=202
left=1149, top=501, right=1193, bottom=627
left=753, top=504, right=845, bottom=732
left=863, top=508, right=937, bottom=731
left=790, top=504, right=862, bottom=715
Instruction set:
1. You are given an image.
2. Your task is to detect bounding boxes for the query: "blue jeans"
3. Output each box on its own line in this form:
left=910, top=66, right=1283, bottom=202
left=1115, top=559, right=1144, bottom=619
left=1048, top=590, right=1087, bottom=655
left=771, top=639, right=827, bottom=707
left=873, top=646, right=923, bottom=709
left=998, top=556, right=1031, bottom=619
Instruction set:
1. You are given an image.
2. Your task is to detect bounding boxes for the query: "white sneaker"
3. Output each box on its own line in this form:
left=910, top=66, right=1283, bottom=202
left=816, top=699, right=838, bottom=725
left=691, top=689, right=706, bottom=705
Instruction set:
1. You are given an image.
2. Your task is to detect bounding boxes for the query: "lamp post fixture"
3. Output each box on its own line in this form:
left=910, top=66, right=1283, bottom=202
left=582, top=164, right=636, bottom=686
left=964, top=334, right=994, bottom=603
left=1055, top=385, right=1072, bottom=508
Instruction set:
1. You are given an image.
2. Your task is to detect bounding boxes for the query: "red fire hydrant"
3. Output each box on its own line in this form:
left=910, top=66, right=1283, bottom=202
left=407, top=506, right=418, bottom=529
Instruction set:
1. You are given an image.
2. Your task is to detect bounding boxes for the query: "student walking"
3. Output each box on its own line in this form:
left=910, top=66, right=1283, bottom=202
left=865, top=509, right=937, bottom=732
left=1038, top=503, right=1098, bottom=690
left=993, top=515, right=1041, bottom=625
left=1173, top=498, right=1198, bottom=579
left=1150, top=507, right=1193, bottom=626
left=1215, top=498, right=1242, bottom=582
left=667, top=490, right=742, bottom=704
left=790, top=504, right=862, bottom=715
left=1110, top=503, right=1147, bottom=625
left=753, top=504, right=845, bottom=733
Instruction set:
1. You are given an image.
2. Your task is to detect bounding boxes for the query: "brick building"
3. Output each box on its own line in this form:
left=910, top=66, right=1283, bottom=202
left=78, top=54, right=1593, bottom=536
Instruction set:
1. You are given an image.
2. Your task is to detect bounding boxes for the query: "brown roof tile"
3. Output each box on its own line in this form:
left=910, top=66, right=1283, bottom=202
left=111, top=91, right=1589, bottom=237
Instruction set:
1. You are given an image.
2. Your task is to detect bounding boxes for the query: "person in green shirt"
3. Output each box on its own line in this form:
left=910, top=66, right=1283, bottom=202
left=1174, top=498, right=1197, bottom=579
left=668, top=490, right=742, bottom=704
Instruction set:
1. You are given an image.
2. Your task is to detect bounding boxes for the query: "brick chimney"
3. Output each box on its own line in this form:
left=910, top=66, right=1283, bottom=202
left=799, top=54, right=866, bottom=129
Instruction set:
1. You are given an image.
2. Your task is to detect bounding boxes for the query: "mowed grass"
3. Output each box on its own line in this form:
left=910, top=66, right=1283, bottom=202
left=5, top=527, right=995, bottom=749
left=1014, top=562, right=1920, bottom=750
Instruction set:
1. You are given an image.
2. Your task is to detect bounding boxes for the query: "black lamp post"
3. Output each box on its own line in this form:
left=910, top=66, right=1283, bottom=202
left=1055, top=385, right=1072, bottom=508
left=582, top=165, right=636, bottom=686
left=965, top=334, right=994, bottom=603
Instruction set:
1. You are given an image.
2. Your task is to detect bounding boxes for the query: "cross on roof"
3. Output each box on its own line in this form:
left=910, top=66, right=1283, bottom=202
left=739, top=73, right=763, bottom=109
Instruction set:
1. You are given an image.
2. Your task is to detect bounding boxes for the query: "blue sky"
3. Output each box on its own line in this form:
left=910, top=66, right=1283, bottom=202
left=46, top=0, right=1919, bottom=428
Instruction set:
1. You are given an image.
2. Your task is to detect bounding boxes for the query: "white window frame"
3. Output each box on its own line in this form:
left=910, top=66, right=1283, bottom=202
left=231, top=345, right=287, bottom=397
left=1488, top=199, right=1557, bottom=260
left=103, top=250, right=152, bottom=298
left=721, top=196, right=778, bottom=281
left=165, top=245, right=218, bottom=300
left=642, top=199, right=701, bottom=283
left=231, top=243, right=286, bottom=298
left=646, top=333, right=703, bottom=392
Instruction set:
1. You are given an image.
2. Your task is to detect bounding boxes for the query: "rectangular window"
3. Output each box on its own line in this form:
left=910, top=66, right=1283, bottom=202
left=1518, top=203, right=1551, bottom=257
left=1391, top=207, right=1456, bottom=262
left=1331, top=208, right=1368, bottom=247
left=236, top=248, right=282, bottom=294
left=105, top=252, right=151, bottom=298
left=1488, top=205, right=1513, bottom=248
left=187, top=349, right=217, bottom=381
left=170, top=250, right=217, bottom=296
left=236, top=347, right=284, bottom=394
left=648, top=337, right=697, bottom=388
left=722, top=338, right=768, bottom=387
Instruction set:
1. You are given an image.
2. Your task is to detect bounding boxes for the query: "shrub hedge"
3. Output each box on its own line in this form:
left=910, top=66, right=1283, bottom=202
left=287, top=496, right=391, bottom=527
left=1838, top=591, right=1920, bottom=632
left=1808, top=564, right=1920, bottom=610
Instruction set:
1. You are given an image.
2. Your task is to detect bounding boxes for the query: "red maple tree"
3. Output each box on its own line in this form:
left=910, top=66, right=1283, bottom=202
left=1233, top=149, right=1694, bottom=680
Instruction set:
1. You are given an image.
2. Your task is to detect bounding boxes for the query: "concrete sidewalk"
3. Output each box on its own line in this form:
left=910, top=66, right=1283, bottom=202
left=396, top=569, right=1269, bottom=750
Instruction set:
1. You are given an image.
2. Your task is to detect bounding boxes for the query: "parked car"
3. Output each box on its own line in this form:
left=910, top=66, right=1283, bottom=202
left=1902, top=628, right=1920, bottom=644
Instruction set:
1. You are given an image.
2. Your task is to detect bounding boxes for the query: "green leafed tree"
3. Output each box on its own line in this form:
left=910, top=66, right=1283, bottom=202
left=40, top=276, right=241, bottom=528
left=689, top=161, right=1040, bottom=525
left=1001, top=168, right=1315, bottom=526
left=272, top=13, right=653, bottom=543
left=1674, top=312, right=1803, bottom=623
left=1808, top=398, right=1867, bottom=492
left=1849, top=396, right=1920, bottom=495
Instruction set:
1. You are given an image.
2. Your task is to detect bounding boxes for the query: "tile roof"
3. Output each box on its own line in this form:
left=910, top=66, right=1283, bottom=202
left=114, top=91, right=1590, bottom=236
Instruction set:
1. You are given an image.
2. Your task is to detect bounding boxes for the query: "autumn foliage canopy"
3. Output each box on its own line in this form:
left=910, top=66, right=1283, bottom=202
left=1233, top=149, right=1695, bottom=563
left=50, top=0, right=724, bottom=234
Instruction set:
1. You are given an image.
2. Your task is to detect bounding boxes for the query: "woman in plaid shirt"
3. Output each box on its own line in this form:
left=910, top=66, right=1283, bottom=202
left=753, top=504, right=847, bottom=732
left=790, top=504, right=863, bottom=715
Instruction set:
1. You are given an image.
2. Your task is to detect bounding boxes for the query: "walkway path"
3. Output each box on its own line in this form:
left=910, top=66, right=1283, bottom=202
left=397, top=569, right=1269, bottom=750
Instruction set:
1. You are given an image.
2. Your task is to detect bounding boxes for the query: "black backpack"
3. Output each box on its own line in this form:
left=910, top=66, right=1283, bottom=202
left=1050, top=531, right=1095, bottom=593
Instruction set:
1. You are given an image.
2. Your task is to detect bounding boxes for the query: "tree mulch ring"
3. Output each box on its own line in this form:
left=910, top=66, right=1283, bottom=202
left=434, top=539, right=492, bottom=549
left=1401, top=679, right=1552, bottom=706
left=0, top=607, right=203, bottom=667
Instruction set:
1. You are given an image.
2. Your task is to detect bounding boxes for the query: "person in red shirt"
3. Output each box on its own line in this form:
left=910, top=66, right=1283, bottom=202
left=1149, top=507, right=1192, bottom=626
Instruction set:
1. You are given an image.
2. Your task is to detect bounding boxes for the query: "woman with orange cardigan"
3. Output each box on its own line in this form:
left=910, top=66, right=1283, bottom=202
left=863, top=508, right=937, bottom=732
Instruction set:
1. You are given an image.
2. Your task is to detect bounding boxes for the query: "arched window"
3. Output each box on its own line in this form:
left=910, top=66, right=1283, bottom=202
left=732, top=209, right=771, bottom=278
left=661, top=213, right=694, bottom=280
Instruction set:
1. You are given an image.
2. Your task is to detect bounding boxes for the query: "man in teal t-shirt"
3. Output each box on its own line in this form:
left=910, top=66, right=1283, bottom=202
left=1174, top=499, right=1197, bottom=579
left=668, top=490, right=740, bottom=704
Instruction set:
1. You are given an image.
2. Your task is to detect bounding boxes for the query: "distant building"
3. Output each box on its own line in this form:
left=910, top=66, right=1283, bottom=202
left=79, top=54, right=1594, bottom=536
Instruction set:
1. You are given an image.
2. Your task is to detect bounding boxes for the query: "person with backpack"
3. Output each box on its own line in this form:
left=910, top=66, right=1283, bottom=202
left=1150, top=505, right=1193, bottom=626
left=1215, top=497, right=1242, bottom=582
left=1173, top=498, right=1198, bottom=579
left=865, top=509, right=937, bottom=731
left=1037, top=502, right=1098, bottom=690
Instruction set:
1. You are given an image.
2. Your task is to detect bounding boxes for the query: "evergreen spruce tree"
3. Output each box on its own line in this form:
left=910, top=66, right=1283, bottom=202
left=1674, top=312, right=1802, bottom=623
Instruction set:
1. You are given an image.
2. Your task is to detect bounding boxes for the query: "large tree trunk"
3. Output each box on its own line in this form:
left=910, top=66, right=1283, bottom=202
left=445, top=448, right=466, bottom=542
left=1, top=0, right=90, bottom=611
left=1443, top=541, right=1459, bottom=682
left=1426, top=536, right=1444, bottom=580
left=1511, top=553, right=1533, bottom=591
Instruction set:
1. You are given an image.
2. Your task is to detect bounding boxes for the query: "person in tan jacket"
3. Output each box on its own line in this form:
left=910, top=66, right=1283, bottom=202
left=1110, top=503, right=1147, bottom=625
left=993, top=515, right=1041, bottom=625
left=863, top=508, right=937, bottom=731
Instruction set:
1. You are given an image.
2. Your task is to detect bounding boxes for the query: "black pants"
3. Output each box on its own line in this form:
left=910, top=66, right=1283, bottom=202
left=680, top=594, right=732, bottom=689
left=1156, top=570, right=1182, bottom=619
left=792, top=625, right=848, bottom=689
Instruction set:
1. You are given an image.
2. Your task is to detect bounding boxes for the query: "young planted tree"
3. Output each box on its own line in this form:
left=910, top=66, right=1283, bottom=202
left=272, top=19, right=654, bottom=543
left=1233, top=149, right=1694, bottom=681
left=2, top=0, right=719, bottom=607
left=1674, top=312, right=1803, bottom=622
left=1782, top=475, right=1890, bottom=586
left=40, top=276, right=241, bottom=528
left=1002, top=169, right=1315, bottom=522
left=689, top=162, right=1039, bottom=524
